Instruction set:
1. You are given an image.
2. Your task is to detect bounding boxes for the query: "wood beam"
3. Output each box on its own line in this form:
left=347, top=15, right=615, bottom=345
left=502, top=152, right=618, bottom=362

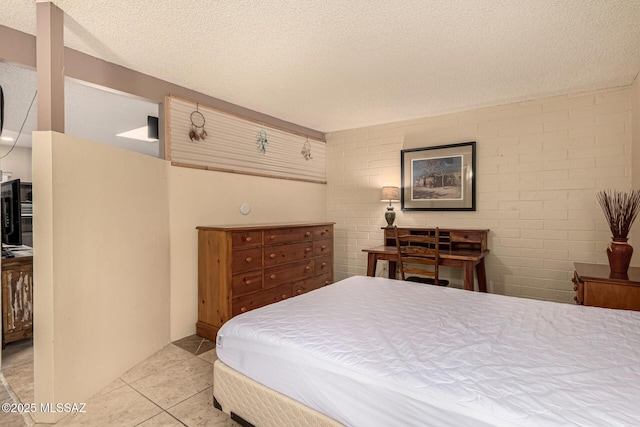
left=36, top=2, right=64, bottom=132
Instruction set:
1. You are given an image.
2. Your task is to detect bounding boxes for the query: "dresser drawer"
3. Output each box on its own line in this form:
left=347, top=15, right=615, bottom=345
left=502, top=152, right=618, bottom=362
left=264, top=241, right=314, bottom=267
left=315, top=255, right=332, bottom=275
left=313, top=240, right=332, bottom=257
left=314, top=225, right=333, bottom=240
left=231, top=270, right=263, bottom=295
left=232, top=231, right=262, bottom=249
left=264, top=227, right=314, bottom=246
left=232, top=283, right=291, bottom=316
left=572, top=271, right=584, bottom=304
left=232, top=248, right=263, bottom=273
left=264, top=259, right=314, bottom=288
left=292, top=273, right=332, bottom=296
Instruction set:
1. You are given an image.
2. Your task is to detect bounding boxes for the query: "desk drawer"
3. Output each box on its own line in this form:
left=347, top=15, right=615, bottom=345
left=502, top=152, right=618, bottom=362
left=264, top=242, right=314, bottom=267
left=265, top=227, right=314, bottom=246
left=450, top=231, right=483, bottom=244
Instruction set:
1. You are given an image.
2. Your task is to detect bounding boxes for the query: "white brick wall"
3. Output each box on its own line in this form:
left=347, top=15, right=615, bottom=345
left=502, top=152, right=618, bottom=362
left=326, top=86, right=633, bottom=303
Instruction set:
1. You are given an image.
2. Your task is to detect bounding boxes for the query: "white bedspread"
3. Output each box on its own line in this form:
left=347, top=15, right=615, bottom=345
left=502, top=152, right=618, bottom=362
left=216, top=275, right=640, bottom=427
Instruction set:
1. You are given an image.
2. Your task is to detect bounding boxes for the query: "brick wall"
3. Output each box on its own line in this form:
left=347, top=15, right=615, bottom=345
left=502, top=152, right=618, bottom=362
left=326, top=86, right=633, bottom=303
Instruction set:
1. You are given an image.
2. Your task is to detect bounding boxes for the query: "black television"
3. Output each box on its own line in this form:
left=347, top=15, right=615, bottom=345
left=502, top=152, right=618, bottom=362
left=1, top=179, right=22, bottom=246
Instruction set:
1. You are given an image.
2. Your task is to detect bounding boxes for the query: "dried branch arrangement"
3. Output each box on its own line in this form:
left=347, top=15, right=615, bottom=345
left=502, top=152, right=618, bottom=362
left=597, top=189, right=640, bottom=239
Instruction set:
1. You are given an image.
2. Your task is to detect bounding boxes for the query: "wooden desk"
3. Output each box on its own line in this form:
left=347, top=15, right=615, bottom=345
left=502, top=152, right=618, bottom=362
left=362, top=227, right=489, bottom=292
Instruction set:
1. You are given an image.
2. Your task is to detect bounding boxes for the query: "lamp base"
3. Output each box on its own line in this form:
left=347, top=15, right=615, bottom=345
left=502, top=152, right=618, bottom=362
left=385, top=206, right=396, bottom=227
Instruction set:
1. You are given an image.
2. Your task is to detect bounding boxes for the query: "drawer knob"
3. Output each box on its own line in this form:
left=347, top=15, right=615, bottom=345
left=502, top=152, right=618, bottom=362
left=281, top=294, right=287, bottom=299
left=245, top=279, right=252, bottom=285
left=297, top=289, right=303, bottom=294
left=245, top=257, right=252, bottom=263
left=305, top=266, right=311, bottom=271
left=243, top=236, right=252, bottom=242
left=573, top=285, right=578, bottom=292
left=305, top=231, right=311, bottom=236
left=463, top=234, right=469, bottom=239
left=321, top=230, right=326, bottom=235
left=305, top=248, right=311, bottom=253
left=270, top=253, right=276, bottom=258
left=241, top=307, right=247, bottom=313
left=321, top=245, right=327, bottom=250
left=325, top=281, right=330, bottom=285
left=270, top=235, right=276, bottom=240
left=270, top=274, right=276, bottom=280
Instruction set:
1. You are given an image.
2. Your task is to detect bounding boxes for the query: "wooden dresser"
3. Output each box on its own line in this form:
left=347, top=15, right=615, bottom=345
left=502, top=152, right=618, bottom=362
left=196, top=222, right=334, bottom=340
left=573, top=263, right=640, bottom=311
left=2, top=252, right=33, bottom=347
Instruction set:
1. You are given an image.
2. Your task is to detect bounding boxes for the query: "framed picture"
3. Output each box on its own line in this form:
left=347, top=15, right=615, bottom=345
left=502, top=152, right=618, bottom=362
left=401, top=141, right=476, bottom=211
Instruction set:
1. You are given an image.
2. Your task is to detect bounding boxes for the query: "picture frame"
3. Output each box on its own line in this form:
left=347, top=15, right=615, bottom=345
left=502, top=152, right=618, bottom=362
left=401, top=141, right=476, bottom=211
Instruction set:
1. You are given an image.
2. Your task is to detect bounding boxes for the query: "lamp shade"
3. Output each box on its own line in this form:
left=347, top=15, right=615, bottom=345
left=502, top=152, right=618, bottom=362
left=381, top=186, right=400, bottom=202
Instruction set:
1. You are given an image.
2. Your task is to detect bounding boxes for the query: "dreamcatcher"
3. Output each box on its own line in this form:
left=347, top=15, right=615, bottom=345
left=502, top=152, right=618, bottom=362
left=189, top=105, right=208, bottom=141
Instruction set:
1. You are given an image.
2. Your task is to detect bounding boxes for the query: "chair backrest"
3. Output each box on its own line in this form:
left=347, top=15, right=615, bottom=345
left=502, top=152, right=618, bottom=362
left=395, top=228, right=441, bottom=283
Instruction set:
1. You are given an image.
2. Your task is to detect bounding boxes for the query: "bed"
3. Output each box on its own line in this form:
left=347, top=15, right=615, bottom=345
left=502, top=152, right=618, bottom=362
left=214, top=275, right=640, bottom=426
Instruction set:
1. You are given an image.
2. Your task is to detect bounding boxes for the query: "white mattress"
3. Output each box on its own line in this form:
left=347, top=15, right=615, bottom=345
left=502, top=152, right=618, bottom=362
left=216, top=275, right=640, bottom=427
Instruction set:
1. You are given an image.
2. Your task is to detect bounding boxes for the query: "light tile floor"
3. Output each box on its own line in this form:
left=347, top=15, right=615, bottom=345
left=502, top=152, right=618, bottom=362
left=0, top=336, right=240, bottom=426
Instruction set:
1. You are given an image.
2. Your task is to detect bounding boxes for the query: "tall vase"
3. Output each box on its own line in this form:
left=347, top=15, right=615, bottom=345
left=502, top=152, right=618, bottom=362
left=607, top=237, right=633, bottom=274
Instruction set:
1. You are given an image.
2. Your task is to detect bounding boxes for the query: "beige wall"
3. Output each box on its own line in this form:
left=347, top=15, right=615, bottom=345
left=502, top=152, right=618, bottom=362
left=632, top=74, right=640, bottom=261
left=168, top=166, right=328, bottom=340
left=327, top=86, right=633, bottom=302
left=32, top=132, right=170, bottom=422
left=0, top=145, right=33, bottom=181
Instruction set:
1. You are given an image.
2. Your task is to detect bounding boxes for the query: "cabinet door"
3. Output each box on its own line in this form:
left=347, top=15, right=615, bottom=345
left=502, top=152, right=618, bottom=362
left=2, top=264, right=33, bottom=342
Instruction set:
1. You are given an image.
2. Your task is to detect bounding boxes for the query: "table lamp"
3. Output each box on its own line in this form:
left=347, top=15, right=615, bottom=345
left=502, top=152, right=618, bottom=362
left=381, top=186, right=400, bottom=227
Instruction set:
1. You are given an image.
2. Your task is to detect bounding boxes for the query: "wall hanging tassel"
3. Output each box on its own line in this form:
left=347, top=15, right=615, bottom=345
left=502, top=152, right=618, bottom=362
left=301, top=137, right=313, bottom=161
left=256, top=129, right=268, bottom=154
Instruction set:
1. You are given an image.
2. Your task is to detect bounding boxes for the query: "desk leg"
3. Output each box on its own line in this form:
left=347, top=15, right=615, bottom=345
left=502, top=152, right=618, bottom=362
left=366, top=253, right=377, bottom=277
left=388, top=260, right=397, bottom=279
left=476, top=259, right=487, bottom=293
left=463, top=261, right=475, bottom=291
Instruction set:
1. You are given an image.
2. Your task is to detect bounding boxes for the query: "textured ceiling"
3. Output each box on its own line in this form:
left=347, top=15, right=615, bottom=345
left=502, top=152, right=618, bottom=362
left=1, top=0, right=640, bottom=132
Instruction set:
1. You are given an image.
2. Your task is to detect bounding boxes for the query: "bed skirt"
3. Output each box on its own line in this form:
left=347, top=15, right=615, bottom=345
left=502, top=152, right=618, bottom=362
left=213, top=359, right=344, bottom=427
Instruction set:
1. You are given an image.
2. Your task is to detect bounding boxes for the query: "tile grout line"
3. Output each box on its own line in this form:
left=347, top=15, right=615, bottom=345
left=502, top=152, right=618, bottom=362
left=125, top=351, right=212, bottom=421
left=0, top=372, right=34, bottom=426
left=127, top=383, right=173, bottom=426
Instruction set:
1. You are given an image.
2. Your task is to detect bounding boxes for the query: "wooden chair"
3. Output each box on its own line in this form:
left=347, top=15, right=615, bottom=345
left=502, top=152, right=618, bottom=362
left=395, top=227, right=449, bottom=286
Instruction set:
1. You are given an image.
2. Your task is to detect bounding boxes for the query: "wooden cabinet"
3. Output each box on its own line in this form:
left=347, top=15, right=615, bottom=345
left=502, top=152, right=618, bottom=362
left=197, top=222, right=334, bottom=341
left=573, top=263, right=640, bottom=311
left=2, top=254, right=33, bottom=347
